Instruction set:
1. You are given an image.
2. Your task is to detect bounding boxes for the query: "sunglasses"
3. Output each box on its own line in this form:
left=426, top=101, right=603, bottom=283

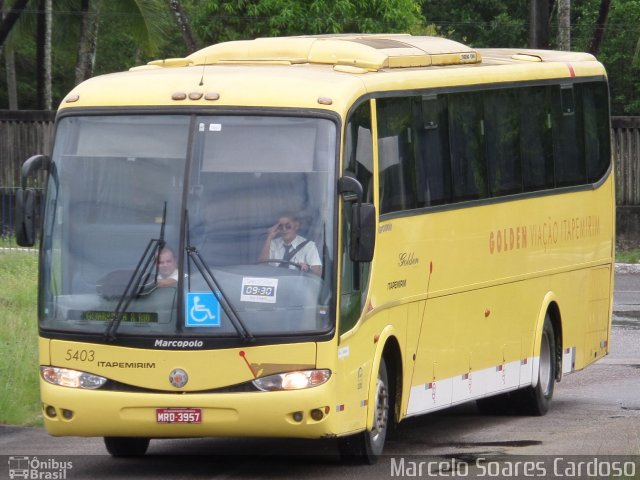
left=278, top=222, right=295, bottom=231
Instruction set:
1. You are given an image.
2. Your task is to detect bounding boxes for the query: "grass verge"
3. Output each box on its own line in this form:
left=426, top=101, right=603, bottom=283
left=0, top=252, right=41, bottom=426
left=616, top=248, right=640, bottom=264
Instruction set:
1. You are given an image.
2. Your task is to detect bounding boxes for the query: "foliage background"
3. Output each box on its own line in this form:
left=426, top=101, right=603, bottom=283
left=0, top=0, right=638, bottom=114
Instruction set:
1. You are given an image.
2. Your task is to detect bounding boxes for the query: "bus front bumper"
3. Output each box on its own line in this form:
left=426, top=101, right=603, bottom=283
left=40, top=379, right=339, bottom=439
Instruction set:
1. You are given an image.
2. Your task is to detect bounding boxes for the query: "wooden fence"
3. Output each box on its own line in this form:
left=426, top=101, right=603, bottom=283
left=613, top=117, right=640, bottom=205
left=0, top=110, right=55, bottom=188
left=1, top=111, right=640, bottom=201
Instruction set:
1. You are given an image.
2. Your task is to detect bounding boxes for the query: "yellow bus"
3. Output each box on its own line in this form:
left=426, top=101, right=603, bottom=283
left=16, top=34, right=614, bottom=462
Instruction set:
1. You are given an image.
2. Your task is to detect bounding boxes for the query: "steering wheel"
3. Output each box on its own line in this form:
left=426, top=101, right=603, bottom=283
left=255, top=259, right=303, bottom=270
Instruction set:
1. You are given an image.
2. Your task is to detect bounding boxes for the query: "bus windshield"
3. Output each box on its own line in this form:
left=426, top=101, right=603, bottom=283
left=40, top=114, right=336, bottom=340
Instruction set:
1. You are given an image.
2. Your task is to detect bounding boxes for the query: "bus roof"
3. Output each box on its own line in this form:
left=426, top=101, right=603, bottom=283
left=60, top=34, right=606, bottom=114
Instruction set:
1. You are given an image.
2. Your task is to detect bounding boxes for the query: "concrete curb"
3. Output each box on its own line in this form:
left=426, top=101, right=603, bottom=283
left=615, top=263, right=640, bottom=274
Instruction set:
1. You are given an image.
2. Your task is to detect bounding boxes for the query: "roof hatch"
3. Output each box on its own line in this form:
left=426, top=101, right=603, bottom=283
left=140, top=34, right=482, bottom=72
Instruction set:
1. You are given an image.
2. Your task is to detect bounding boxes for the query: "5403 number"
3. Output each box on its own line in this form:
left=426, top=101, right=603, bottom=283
left=65, top=349, right=95, bottom=362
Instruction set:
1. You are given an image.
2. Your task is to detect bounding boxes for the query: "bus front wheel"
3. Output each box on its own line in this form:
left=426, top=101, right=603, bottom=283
left=104, top=437, right=150, bottom=457
left=338, top=359, right=389, bottom=464
left=515, top=314, right=556, bottom=416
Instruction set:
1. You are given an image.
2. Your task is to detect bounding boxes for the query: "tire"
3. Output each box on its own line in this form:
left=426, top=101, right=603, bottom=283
left=339, top=359, right=390, bottom=464
left=104, top=437, right=150, bottom=457
left=515, top=314, right=556, bottom=416
left=476, top=391, right=512, bottom=415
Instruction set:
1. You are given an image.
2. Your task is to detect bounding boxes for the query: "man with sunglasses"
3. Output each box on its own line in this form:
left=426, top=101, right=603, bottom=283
left=258, top=212, right=322, bottom=276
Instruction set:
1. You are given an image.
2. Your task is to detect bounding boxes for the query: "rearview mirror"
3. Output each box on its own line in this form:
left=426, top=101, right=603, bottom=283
left=15, top=154, right=49, bottom=247
left=338, top=175, right=376, bottom=263
left=15, top=188, right=36, bottom=247
left=350, top=203, right=375, bottom=262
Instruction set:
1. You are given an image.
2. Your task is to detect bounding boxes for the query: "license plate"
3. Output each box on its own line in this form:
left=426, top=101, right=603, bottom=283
left=156, top=408, right=202, bottom=424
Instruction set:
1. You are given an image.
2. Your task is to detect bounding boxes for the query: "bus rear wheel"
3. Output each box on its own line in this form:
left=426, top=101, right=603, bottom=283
left=104, top=437, right=150, bottom=457
left=338, top=359, right=389, bottom=464
left=515, top=314, right=556, bottom=416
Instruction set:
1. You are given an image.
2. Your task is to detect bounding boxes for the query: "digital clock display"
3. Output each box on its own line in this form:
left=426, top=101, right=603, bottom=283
left=240, top=277, right=279, bottom=304
left=242, top=285, right=275, bottom=297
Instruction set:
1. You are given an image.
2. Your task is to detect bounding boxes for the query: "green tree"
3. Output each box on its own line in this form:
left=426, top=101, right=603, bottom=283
left=0, top=0, right=173, bottom=108
left=75, top=0, right=171, bottom=85
left=584, top=0, right=640, bottom=114
left=168, top=0, right=199, bottom=53
left=422, top=0, right=528, bottom=48
left=185, top=0, right=424, bottom=45
left=2, top=0, right=639, bottom=115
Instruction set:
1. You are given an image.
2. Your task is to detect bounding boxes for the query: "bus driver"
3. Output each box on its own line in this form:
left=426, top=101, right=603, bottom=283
left=258, top=213, right=322, bottom=276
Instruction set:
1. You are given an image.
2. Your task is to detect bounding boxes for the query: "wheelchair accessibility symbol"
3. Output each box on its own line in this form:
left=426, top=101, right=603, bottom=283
left=186, top=292, right=221, bottom=327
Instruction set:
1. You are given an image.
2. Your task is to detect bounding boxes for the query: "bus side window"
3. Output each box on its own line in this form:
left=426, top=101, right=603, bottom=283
left=416, top=95, right=451, bottom=206
left=377, top=97, right=418, bottom=214
left=552, top=85, right=587, bottom=186
left=522, top=86, right=554, bottom=191
left=581, top=82, right=611, bottom=183
left=344, top=102, right=373, bottom=203
left=484, top=89, right=522, bottom=196
left=448, top=92, right=487, bottom=201
left=340, top=101, right=373, bottom=334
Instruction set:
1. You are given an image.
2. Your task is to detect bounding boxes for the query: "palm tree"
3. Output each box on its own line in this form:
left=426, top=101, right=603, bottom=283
left=74, top=0, right=98, bottom=84
left=0, top=0, right=30, bottom=47
left=558, top=0, right=570, bottom=50
left=75, top=0, right=170, bottom=85
left=588, top=0, right=611, bottom=56
left=168, top=0, right=198, bottom=53
left=0, top=0, right=30, bottom=109
left=36, top=0, right=52, bottom=109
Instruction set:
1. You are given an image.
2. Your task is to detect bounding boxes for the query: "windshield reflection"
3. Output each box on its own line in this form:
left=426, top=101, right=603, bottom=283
left=40, top=114, right=336, bottom=340
left=184, top=116, right=335, bottom=336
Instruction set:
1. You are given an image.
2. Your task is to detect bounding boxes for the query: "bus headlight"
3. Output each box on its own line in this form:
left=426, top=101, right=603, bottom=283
left=41, top=366, right=107, bottom=389
left=252, top=369, right=331, bottom=391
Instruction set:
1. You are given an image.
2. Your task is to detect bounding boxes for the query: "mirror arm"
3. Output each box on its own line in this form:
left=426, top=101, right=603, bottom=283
left=337, top=176, right=363, bottom=205
left=21, top=154, right=50, bottom=188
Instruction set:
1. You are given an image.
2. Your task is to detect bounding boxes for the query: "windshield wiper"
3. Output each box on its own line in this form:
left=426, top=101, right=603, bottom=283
left=186, top=245, right=254, bottom=343
left=104, top=203, right=167, bottom=341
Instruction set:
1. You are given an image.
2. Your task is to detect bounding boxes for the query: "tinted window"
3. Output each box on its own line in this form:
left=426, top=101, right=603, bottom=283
left=341, top=101, right=373, bottom=334
left=521, top=87, right=554, bottom=191
left=553, top=85, right=587, bottom=186
left=377, top=97, right=418, bottom=214
left=344, top=101, right=374, bottom=202
left=416, top=95, right=451, bottom=206
left=484, top=90, right=522, bottom=196
left=375, top=80, right=610, bottom=216
left=581, top=82, right=611, bottom=182
left=448, top=93, right=487, bottom=201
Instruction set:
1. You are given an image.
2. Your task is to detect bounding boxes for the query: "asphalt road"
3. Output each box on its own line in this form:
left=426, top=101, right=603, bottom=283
left=1, top=270, right=639, bottom=479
